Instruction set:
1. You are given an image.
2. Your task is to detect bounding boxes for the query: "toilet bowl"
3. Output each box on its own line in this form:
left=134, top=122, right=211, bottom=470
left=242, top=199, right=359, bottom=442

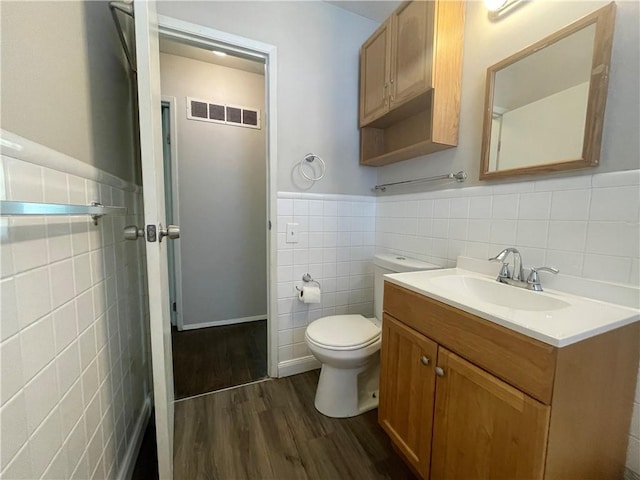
left=305, top=254, right=440, bottom=418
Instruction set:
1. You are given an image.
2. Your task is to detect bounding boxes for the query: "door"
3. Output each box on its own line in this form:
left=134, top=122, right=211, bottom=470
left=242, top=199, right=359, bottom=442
left=431, top=349, right=550, bottom=480
left=389, top=0, right=434, bottom=108
left=134, top=1, right=175, bottom=478
left=359, top=19, right=391, bottom=126
left=379, top=314, right=438, bottom=478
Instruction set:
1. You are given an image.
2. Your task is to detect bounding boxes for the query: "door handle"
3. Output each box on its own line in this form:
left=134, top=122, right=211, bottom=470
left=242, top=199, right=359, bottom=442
left=159, top=224, right=180, bottom=242
left=124, top=225, right=144, bottom=241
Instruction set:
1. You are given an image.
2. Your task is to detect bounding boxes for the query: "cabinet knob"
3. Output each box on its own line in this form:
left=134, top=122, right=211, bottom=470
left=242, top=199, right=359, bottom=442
left=435, top=366, right=445, bottom=377
left=420, top=355, right=430, bottom=366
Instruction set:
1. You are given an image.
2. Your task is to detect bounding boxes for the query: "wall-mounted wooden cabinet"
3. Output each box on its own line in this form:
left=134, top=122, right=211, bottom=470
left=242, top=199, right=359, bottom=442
left=380, top=282, right=639, bottom=479
left=359, top=0, right=465, bottom=166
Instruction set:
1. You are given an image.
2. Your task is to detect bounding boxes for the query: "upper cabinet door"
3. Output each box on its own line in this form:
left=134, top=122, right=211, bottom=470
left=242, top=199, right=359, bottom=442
left=431, top=348, right=550, bottom=480
left=379, top=314, right=438, bottom=478
left=389, top=1, right=434, bottom=108
left=359, top=19, right=391, bottom=127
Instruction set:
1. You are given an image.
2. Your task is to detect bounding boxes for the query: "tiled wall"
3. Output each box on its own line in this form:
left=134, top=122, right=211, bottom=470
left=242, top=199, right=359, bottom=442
left=276, top=192, right=375, bottom=369
left=0, top=154, right=150, bottom=479
left=375, top=169, right=640, bottom=475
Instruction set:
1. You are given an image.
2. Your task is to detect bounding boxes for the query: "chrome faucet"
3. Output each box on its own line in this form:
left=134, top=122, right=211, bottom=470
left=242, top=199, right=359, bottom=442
left=489, top=248, right=559, bottom=291
left=489, top=247, right=525, bottom=281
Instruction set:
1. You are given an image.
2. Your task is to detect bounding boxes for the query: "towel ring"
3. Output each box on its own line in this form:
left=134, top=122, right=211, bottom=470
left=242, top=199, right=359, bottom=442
left=299, top=153, right=326, bottom=182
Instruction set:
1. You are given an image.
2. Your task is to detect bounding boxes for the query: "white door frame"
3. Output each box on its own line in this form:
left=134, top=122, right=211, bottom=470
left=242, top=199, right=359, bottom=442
left=157, top=15, right=279, bottom=378
left=160, top=96, right=183, bottom=329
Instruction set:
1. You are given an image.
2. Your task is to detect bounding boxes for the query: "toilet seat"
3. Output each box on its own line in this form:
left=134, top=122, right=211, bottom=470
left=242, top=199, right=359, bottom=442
left=306, top=315, right=381, bottom=351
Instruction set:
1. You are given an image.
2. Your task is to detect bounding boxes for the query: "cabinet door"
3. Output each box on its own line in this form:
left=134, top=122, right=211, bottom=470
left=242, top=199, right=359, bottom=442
left=379, top=314, right=438, bottom=478
left=431, top=349, right=550, bottom=480
left=389, top=0, right=434, bottom=108
left=359, top=19, right=391, bottom=126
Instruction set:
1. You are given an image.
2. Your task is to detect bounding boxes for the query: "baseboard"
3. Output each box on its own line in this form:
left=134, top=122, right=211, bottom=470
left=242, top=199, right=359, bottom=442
left=278, top=356, right=321, bottom=377
left=117, top=395, right=152, bottom=480
left=180, top=314, right=266, bottom=330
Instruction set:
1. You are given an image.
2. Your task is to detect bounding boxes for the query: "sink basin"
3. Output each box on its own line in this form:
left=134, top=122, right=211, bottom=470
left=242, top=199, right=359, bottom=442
left=431, top=275, right=570, bottom=311
left=383, top=261, right=639, bottom=347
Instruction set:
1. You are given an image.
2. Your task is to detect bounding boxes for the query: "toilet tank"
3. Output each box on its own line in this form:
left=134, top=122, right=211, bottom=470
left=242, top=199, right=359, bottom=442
left=373, top=254, right=441, bottom=321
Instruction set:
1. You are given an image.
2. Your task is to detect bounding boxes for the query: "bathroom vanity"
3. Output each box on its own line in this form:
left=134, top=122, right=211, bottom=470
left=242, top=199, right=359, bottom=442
left=379, top=267, right=639, bottom=479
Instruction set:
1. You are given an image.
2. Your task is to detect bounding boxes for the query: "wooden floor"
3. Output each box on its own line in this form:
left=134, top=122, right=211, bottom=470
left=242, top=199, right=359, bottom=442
left=172, top=320, right=267, bottom=399
left=174, top=370, right=416, bottom=479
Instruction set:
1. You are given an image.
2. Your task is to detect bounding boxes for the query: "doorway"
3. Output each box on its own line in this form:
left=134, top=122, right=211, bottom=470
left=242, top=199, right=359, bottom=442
left=158, top=33, right=271, bottom=399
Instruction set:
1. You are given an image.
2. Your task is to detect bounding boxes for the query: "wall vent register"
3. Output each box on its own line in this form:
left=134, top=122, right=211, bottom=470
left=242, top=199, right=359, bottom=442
left=187, top=96, right=261, bottom=129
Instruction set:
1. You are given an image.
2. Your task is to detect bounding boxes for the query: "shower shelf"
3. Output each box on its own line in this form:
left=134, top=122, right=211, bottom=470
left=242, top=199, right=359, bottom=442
left=0, top=200, right=127, bottom=225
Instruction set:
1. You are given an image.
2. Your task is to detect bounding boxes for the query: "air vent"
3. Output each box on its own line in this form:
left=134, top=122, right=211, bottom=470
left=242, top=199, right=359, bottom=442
left=209, top=104, right=225, bottom=122
left=226, top=106, right=242, bottom=125
left=186, top=96, right=261, bottom=129
left=190, top=100, right=208, bottom=119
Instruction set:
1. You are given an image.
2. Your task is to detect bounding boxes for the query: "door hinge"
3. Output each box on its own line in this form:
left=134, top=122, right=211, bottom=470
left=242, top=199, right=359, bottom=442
left=268, top=220, right=272, bottom=230
left=172, top=302, right=177, bottom=312
left=166, top=132, right=171, bottom=145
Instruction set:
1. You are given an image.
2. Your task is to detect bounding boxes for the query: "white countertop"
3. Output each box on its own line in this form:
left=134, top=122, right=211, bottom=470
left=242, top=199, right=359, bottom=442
left=384, top=267, right=640, bottom=348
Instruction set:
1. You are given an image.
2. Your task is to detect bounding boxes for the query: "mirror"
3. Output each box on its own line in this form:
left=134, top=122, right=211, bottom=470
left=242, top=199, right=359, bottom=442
left=480, top=3, right=616, bottom=180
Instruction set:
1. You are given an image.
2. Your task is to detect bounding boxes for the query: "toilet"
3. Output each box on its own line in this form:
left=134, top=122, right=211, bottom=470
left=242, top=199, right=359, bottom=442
left=305, top=253, right=440, bottom=418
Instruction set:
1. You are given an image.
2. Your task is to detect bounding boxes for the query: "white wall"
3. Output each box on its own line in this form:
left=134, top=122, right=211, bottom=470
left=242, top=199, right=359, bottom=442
left=0, top=1, right=139, bottom=184
left=377, top=0, right=640, bottom=189
left=276, top=192, right=376, bottom=375
left=157, top=1, right=380, bottom=196
left=159, top=53, right=267, bottom=328
left=495, top=82, right=589, bottom=170
left=0, top=147, right=150, bottom=479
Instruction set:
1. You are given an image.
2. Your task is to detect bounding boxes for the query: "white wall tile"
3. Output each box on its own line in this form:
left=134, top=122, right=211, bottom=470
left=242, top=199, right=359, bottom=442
left=516, top=221, right=548, bottom=249
left=0, top=392, right=29, bottom=471
left=518, top=192, right=551, bottom=220
left=10, top=217, right=48, bottom=274
left=43, top=169, right=69, bottom=204
left=469, top=196, right=492, bottom=219
left=7, top=159, right=43, bottom=202
left=583, top=254, right=633, bottom=284
left=547, top=221, right=587, bottom=252
left=0, top=335, right=23, bottom=405
left=490, top=220, right=517, bottom=245
left=0, top=278, right=19, bottom=341
left=20, top=315, right=55, bottom=382
left=46, top=219, right=73, bottom=263
left=589, top=186, right=640, bottom=222
left=550, top=189, right=591, bottom=220
left=57, top=342, right=81, bottom=397
left=586, top=222, right=639, bottom=257
left=492, top=194, right=519, bottom=219
left=28, top=407, right=63, bottom=477
left=50, top=259, right=75, bottom=309
left=24, top=361, right=59, bottom=435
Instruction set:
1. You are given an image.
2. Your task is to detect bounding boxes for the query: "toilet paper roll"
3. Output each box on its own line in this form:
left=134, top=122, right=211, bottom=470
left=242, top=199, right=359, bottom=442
left=299, top=285, right=321, bottom=304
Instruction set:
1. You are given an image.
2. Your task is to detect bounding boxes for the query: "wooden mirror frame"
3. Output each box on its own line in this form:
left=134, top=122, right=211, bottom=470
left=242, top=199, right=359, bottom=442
left=480, top=3, right=616, bottom=180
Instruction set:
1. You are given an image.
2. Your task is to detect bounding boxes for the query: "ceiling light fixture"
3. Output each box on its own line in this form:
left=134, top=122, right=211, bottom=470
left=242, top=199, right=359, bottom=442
left=485, top=0, right=525, bottom=20
left=212, top=50, right=227, bottom=57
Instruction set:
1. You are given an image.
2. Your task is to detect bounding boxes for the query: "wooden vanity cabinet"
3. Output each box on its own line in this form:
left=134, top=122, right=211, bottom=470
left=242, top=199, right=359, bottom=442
left=358, top=0, right=465, bottom=166
left=380, top=282, right=639, bottom=480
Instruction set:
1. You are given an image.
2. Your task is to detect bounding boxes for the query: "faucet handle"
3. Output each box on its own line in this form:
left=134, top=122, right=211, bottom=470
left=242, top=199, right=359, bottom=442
left=498, top=262, right=511, bottom=279
left=527, top=266, right=559, bottom=291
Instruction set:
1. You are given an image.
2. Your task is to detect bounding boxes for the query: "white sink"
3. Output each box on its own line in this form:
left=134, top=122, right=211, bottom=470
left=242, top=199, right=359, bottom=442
left=384, top=266, right=639, bottom=347
left=430, top=275, right=570, bottom=312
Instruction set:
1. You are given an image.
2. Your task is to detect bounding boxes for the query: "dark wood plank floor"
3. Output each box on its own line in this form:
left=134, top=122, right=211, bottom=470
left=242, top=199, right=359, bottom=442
left=174, top=370, right=416, bottom=480
left=172, top=320, right=267, bottom=399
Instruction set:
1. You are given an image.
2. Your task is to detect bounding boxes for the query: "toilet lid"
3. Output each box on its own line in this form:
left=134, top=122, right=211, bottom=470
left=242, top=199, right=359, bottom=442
left=306, top=315, right=380, bottom=349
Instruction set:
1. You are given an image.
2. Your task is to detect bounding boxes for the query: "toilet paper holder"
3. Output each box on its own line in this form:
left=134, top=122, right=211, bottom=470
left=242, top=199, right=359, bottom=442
left=295, top=273, right=321, bottom=291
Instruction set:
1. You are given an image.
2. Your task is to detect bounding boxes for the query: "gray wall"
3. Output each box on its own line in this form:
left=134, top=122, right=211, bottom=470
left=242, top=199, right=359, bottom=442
left=1, top=1, right=138, bottom=184
left=376, top=0, right=640, bottom=191
left=157, top=1, right=380, bottom=196
left=160, top=53, right=267, bottom=327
